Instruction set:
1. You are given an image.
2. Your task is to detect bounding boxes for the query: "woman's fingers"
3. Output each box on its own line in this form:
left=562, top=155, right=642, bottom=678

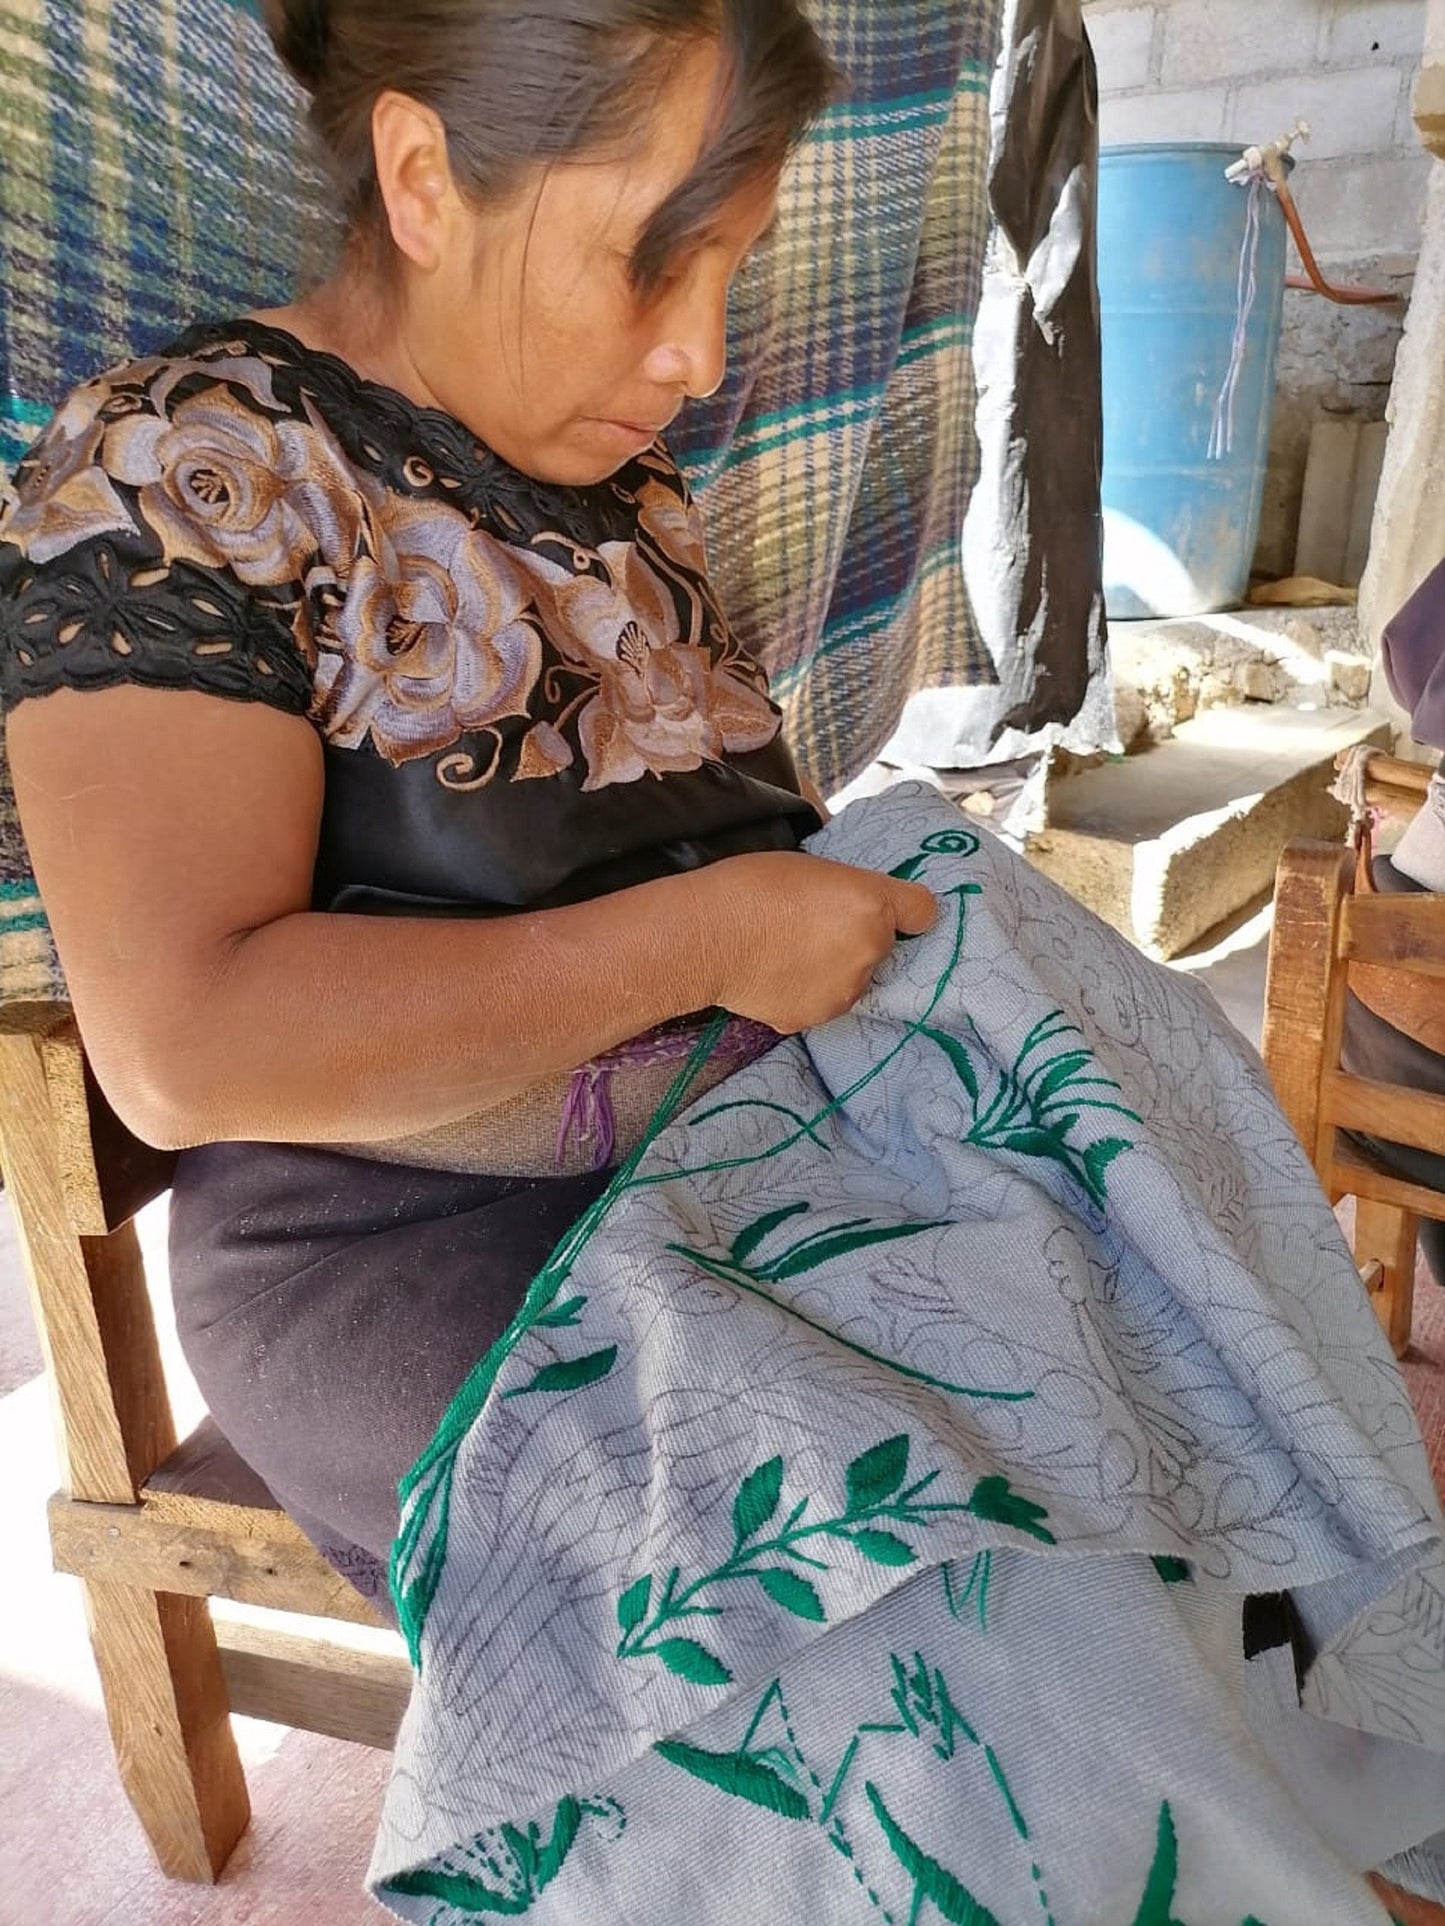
left=888, top=878, right=938, bottom=937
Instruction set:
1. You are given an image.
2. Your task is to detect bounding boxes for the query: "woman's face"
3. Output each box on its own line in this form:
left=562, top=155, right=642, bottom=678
left=396, top=40, right=778, bottom=486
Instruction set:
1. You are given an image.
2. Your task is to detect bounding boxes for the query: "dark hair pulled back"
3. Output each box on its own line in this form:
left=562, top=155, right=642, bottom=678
left=260, top=0, right=835, bottom=292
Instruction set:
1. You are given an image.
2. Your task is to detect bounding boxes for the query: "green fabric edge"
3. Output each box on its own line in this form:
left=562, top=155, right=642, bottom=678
left=388, top=1011, right=732, bottom=1647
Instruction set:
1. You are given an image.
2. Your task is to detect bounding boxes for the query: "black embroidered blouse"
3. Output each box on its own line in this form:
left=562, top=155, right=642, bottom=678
left=0, top=320, right=817, bottom=917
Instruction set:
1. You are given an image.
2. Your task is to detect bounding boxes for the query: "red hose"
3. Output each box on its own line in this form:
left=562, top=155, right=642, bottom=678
left=1267, top=164, right=1403, bottom=307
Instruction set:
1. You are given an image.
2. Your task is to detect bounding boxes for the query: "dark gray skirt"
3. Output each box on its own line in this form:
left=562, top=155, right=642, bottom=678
left=169, top=1142, right=609, bottom=1608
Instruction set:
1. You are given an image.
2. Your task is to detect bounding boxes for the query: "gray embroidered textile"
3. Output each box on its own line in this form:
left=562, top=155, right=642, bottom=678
left=372, top=786, right=1445, bottom=1925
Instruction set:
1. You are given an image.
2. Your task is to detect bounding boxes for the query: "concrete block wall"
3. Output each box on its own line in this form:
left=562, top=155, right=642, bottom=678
left=1085, top=0, right=1432, bottom=579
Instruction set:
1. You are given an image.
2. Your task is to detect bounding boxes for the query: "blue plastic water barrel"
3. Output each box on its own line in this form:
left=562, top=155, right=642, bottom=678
left=1098, top=143, right=1290, bottom=619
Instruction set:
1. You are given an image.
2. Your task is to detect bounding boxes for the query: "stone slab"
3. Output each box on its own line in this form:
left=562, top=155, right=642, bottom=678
left=1027, top=706, right=1391, bottom=957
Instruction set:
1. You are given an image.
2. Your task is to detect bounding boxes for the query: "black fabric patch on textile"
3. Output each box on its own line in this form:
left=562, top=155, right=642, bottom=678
left=1242, top=1592, right=1312, bottom=1696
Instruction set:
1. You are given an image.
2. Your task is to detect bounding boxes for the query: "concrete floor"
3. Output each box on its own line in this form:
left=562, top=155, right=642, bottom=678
left=0, top=909, right=1439, bottom=1925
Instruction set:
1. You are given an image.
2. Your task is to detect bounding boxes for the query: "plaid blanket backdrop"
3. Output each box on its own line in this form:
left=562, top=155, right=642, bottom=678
left=672, top=1, right=1004, bottom=797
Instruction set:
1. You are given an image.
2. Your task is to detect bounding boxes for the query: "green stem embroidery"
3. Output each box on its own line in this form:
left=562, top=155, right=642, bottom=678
left=867, top=1782, right=1004, bottom=1926
left=618, top=1439, right=1052, bottom=1684
left=630, top=883, right=981, bottom=1192
left=668, top=1245, right=1032, bottom=1405
left=657, top=1647, right=1046, bottom=1926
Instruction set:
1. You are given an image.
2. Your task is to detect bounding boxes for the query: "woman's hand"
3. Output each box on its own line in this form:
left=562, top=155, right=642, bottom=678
left=697, top=851, right=937, bottom=1033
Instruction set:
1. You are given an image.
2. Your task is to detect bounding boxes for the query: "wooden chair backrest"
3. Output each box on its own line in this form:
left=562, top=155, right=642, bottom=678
left=1263, top=828, right=1445, bottom=1354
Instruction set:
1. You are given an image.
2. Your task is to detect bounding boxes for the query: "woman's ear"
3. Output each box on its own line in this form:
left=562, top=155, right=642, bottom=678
left=372, top=90, right=455, bottom=272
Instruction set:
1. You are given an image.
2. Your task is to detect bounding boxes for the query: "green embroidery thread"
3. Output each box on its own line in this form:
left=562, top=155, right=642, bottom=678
left=866, top=1781, right=1004, bottom=1926
left=919, top=1010, right=1142, bottom=1209
left=669, top=1210, right=1033, bottom=1405
left=890, top=827, right=984, bottom=883
left=943, top=1552, right=993, bottom=1630
left=656, top=1653, right=1046, bottom=1926
left=502, top=1347, right=618, bottom=1399
left=382, top=1794, right=622, bottom=1918
left=1132, top=1802, right=1185, bottom=1926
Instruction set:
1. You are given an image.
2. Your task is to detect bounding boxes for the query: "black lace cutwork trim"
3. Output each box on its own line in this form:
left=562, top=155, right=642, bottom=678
left=0, top=536, right=313, bottom=714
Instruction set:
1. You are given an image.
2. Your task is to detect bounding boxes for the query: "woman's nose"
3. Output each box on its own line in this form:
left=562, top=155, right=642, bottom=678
left=643, top=283, right=729, bottom=401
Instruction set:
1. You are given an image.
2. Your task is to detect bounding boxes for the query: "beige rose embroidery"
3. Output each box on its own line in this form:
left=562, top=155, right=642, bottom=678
left=516, top=539, right=779, bottom=791
left=104, top=381, right=362, bottom=590
left=633, top=471, right=708, bottom=574
left=4, top=394, right=135, bottom=564
left=314, top=494, right=542, bottom=768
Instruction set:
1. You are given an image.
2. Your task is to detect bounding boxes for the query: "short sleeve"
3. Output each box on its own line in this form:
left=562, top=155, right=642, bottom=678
left=0, top=366, right=316, bottom=717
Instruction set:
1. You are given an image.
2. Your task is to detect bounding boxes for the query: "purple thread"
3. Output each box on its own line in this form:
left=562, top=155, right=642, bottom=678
left=556, top=1017, right=779, bottom=1171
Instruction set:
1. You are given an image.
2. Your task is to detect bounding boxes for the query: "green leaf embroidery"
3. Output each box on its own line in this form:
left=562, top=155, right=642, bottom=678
left=1029, top=1051, right=1095, bottom=1105
left=1131, top=1802, right=1183, bottom=1926
left=654, top=1739, right=811, bottom=1821
left=1152, top=1556, right=1191, bottom=1586
left=866, top=1781, right=1003, bottom=1926
left=733, top=1457, right=785, bottom=1541
left=616, top=1575, right=652, bottom=1635
left=385, top=1864, right=537, bottom=1918
left=925, top=1007, right=1141, bottom=1208
left=730, top=1201, right=811, bottom=1267
left=756, top=1568, right=827, bottom=1622
left=1084, top=1137, right=1133, bottom=1193
left=655, top=1638, right=733, bottom=1686
left=533, top=1295, right=587, bottom=1329
left=760, top=1219, right=950, bottom=1281
left=845, top=1435, right=912, bottom=1513
left=919, top=1024, right=981, bottom=1105
left=618, top=1444, right=988, bottom=1681
left=504, top=1346, right=617, bottom=1399
left=966, top=1476, right=1056, bottom=1545
left=850, top=1528, right=917, bottom=1567
left=996, top=1125, right=1073, bottom=1160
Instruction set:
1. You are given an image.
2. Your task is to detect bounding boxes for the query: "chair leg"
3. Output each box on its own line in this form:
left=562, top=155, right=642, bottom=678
left=82, top=1579, right=250, bottom=1881
left=1354, top=1197, right=1419, bottom=1360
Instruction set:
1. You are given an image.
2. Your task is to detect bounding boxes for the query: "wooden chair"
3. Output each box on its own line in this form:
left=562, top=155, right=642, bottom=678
left=0, top=1011, right=410, bottom=1882
left=1263, top=753, right=1445, bottom=1357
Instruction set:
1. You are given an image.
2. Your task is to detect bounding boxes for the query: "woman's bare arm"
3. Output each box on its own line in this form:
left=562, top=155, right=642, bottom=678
left=9, top=686, right=930, bottom=1148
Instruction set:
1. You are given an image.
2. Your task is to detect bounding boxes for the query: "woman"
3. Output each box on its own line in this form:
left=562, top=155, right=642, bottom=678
left=8, top=7, right=1445, bottom=1923
left=0, top=0, right=931, bottom=1599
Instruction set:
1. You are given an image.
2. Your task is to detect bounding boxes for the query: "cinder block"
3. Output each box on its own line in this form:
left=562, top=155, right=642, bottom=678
left=1161, top=0, right=1319, bottom=88
left=1288, top=151, right=1432, bottom=260
left=1294, top=419, right=1361, bottom=585
left=1229, top=67, right=1406, bottom=161
left=1088, top=6, right=1156, bottom=94
left=1099, top=86, right=1230, bottom=148
left=1318, top=0, right=1426, bottom=67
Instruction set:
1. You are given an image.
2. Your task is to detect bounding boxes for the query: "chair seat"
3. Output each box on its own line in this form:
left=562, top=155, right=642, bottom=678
left=147, top=1416, right=280, bottom=1511
left=48, top=1417, right=387, bottom=1629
